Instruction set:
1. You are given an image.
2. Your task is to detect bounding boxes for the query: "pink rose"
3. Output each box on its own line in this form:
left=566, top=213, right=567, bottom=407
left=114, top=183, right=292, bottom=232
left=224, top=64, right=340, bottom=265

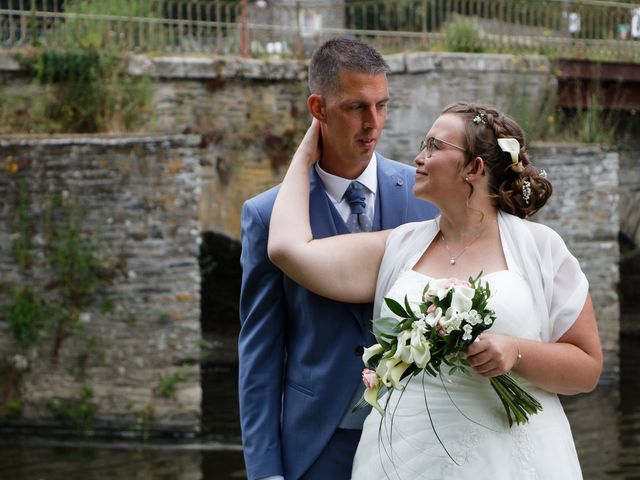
left=427, top=304, right=436, bottom=313
left=362, top=368, right=379, bottom=390
left=445, top=278, right=471, bottom=289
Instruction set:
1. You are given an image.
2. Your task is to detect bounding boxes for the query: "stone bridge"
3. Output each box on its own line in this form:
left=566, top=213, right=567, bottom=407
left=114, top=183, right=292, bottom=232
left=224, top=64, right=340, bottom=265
left=0, top=53, right=637, bottom=434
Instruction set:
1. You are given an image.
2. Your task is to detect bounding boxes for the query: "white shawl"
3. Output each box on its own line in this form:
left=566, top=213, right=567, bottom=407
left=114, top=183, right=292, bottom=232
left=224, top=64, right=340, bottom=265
left=374, top=211, right=589, bottom=343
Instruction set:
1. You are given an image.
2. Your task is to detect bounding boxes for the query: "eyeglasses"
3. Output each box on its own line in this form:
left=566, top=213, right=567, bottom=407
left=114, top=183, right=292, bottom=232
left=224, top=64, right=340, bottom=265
left=419, top=137, right=467, bottom=157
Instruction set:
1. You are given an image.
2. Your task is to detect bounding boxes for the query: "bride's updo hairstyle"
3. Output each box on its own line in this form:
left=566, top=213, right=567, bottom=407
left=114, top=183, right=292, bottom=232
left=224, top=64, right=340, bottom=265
left=441, top=101, right=552, bottom=218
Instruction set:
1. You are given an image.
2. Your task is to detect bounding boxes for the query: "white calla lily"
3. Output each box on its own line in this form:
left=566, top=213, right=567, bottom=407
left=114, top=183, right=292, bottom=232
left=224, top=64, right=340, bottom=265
left=497, top=138, right=520, bottom=164
left=427, top=278, right=451, bottom=300
left=411, top=343, right=431, bottom=369
left=393, top=330, right=412, bottom=364
left=450, top=285, right=475, bottom=313
left=379, top=358, right=410, bottom=389
left=363, top=383, right=384, bottom=415
left=410, top=320, right=427, bottom=346
left=425, top=306, right=443, bottom=327
left=362, top=343, right=384, bottom=366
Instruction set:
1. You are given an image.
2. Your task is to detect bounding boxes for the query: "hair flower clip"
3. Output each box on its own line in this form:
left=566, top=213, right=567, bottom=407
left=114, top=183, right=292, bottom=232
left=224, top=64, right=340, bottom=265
left=473, top=113, right=487, bottom=125
left=497, top=138, right=525, bottom=173
left=539, top=169, right=547, bottom=178
left=522, top=180, right=532, bottom=205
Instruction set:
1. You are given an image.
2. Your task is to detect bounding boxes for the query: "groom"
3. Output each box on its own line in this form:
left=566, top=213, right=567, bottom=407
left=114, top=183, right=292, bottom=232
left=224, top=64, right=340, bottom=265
left=239, top=38, right=438, bottom=480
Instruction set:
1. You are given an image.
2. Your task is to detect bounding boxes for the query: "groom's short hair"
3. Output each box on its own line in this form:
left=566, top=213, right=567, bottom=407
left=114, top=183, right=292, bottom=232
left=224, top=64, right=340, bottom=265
left=308, top=38, right=390, bottom=96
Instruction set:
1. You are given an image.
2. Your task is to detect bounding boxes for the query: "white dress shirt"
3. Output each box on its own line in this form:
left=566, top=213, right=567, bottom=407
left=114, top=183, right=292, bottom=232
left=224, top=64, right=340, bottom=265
left=314, top=154, right=377, bottom=225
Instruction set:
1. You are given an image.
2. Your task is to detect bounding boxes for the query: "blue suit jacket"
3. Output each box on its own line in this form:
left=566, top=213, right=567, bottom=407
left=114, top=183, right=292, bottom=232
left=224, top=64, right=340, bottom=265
left=238, top=153, right=438, bottom=480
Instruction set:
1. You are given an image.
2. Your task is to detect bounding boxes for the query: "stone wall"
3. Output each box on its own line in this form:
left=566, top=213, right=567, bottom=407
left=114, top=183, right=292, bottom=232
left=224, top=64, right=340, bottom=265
left=533, top=146, right=620, bottom=381
left=0, top=52, right=557, bottom=239
left=134, top=52, right=553, bottom=239
left=0, top=136, right=202, bottom=434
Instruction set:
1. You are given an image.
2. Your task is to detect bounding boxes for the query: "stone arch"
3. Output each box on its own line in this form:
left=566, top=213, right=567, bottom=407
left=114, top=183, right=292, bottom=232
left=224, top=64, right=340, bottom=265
left=619, top=150, right=640, bottom=334
left=619, top=194, right=640, bottom=251
left=199, top=229, right=242, bottom=438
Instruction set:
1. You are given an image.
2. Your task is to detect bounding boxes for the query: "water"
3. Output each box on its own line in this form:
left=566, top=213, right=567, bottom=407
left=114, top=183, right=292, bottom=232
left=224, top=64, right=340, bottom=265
left=1, top=335, right=639, bottom=480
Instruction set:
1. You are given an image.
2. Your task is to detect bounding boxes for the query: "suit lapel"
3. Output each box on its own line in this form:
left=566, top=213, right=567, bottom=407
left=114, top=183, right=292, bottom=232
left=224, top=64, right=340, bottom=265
left=375, top=154, right=409, bottom=230
left=309, top=168, right=350, bottom=238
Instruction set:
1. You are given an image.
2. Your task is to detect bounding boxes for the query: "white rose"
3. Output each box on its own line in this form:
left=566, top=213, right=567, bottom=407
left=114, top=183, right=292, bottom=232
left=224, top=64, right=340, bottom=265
left=439, top=308, right=464, bottom=333
left=462, top=324, right=474, bottom=341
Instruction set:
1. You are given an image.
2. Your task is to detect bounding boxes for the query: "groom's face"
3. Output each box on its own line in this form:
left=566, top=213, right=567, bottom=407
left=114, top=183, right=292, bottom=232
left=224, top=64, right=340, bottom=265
left=318, top=69, right=389, bottom=179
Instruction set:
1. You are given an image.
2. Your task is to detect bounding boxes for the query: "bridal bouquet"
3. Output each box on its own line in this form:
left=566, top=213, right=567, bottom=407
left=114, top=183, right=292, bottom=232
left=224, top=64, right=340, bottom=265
left=356, top=273, right=542, bottom=427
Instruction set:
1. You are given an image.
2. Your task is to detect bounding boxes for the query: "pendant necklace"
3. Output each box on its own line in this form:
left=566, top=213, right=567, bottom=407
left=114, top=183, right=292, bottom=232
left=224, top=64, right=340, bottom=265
left=437, top=218, right=486, bottom=266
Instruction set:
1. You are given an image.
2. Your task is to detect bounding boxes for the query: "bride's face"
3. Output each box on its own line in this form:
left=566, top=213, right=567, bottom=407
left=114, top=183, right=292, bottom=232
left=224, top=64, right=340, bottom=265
left=413, top=114, right=469, bottom=204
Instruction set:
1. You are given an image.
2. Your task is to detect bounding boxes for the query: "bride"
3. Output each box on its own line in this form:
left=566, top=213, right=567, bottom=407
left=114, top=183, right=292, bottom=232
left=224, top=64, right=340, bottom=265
left=267, top=101, right=602, bottom=479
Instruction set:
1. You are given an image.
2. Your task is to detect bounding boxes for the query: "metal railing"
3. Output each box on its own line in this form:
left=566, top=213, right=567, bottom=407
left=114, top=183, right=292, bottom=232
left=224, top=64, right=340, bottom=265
left=1, top=0, right=639, bottom=62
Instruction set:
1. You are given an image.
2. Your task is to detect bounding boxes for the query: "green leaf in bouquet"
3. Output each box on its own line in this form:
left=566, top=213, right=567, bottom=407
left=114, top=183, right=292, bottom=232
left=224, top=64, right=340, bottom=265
left=400, top=363, right=418, bottom=381
left=374, top=316, right=402, bottom=337
left=469, top=271, right=483, bottom=286
left=429, top=356, right=443, bottom=372
left=421, top=282, right=431, bottom=299
left=404, top=295, right=418, bottom=319
left=444, top=332, right=461, bottom=347
left=384, top=297, right=409, bottom=318
left=386, top=342, right=398, bottom=358
left=365, top=352, right=383, bottom=367
left=376, top=335, right=392, bottom=351
left=449, top=364, right=470, bottom=376
left=444, top=288, right=454, bottom=305
left=398, top=318, right=415, bottom=331
left=375, top=335, right=396, bottom=352
left=424, top=363, right=438, bottom=377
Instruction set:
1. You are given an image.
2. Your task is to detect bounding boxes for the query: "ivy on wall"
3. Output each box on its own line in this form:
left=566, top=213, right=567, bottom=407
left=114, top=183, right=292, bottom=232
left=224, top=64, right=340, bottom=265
left=0, top=176, right=111, bottom=426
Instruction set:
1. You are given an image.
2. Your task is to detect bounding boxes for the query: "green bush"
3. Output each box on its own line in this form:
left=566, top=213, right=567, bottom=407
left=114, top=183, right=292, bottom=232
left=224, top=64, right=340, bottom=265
left=54, top=0, right=163, bottom=51
left=5, top=288, right=51, bottom=348
left=156, top=371, right=186, bottom=399
left=47, top=386, right=97, bottom=432
left=13, top=48, right=152, bottom=133
left=10, top=179, right=36, bottom=269
left=443, top=18, right=485, bottom=53
left=47, top=205, right=103, bottom=307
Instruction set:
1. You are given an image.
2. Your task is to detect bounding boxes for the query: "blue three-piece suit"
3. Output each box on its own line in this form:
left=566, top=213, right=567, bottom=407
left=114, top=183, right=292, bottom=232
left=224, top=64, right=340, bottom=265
left=239, top=153, right=438, bottom=479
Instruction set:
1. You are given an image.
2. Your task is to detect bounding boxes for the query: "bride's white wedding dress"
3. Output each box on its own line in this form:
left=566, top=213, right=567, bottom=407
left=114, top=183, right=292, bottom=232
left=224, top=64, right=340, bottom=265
left=352, top=213, right=587, bottom=479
